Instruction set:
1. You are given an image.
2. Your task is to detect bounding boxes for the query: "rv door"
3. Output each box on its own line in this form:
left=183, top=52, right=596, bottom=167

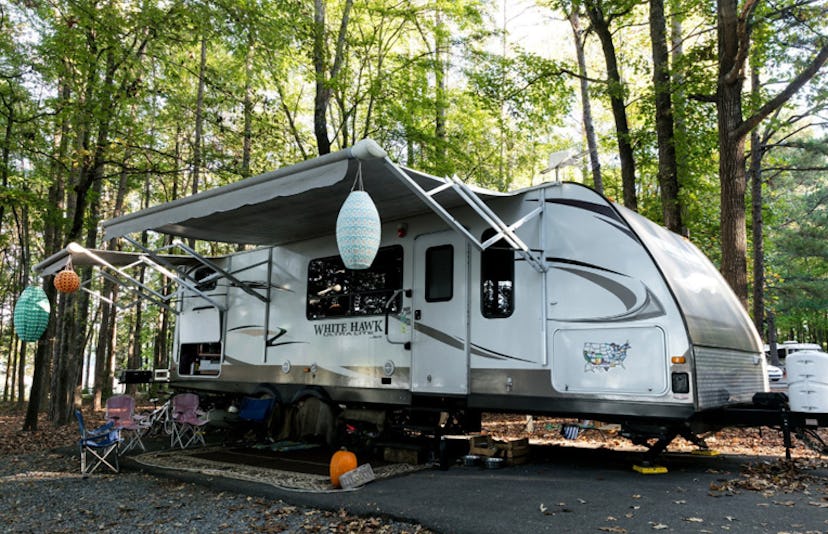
left=411, top=231, right=470, bottom=395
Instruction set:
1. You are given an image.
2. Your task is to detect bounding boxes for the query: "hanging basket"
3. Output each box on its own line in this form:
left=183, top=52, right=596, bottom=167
left=13, top=286, right=51, bottom=342
left=336, top=163, right=380, bottom=270
left=54, top=269, right=81, bottom=293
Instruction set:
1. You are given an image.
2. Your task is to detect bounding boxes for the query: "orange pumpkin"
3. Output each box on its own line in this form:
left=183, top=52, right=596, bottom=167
left=54, top=269, right=81, bottom=293
left=329, top=449, right=357, bottom=488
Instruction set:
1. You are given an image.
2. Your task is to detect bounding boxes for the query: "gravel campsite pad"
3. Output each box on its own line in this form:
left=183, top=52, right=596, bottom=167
left=0, top=407, right=431, bottom=533
left=0, top=452, right=431, bottom=533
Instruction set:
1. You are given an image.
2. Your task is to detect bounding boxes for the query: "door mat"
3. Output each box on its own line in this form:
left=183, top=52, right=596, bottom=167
left=133, top=446, right=430, bottom=493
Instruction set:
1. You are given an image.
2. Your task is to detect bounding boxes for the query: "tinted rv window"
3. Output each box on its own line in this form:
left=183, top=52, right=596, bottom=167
left=306, top=245, right=403, bottom=320
left=425, top=245, right=453, bottom=302
left=481, top=229, right=514, bottom=318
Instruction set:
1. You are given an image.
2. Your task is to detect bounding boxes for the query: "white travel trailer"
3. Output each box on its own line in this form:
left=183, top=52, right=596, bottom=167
left=37, top=139, right=777, bottom=451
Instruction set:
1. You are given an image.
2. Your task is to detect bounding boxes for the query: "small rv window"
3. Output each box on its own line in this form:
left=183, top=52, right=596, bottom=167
left=425, top=245, right=453, bottom=302
left=191, top=266, right=218, bottom=291
left=481, top=229, right=514, bottom=318
left=306, top=245, right=403, bottom=320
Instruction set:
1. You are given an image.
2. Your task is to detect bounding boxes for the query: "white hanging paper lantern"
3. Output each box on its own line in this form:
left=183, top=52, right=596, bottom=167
left=336, top=163, right=380, bottom=270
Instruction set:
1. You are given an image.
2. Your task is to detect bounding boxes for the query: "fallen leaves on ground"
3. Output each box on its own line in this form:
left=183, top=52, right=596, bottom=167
left=709, top=457, right=828, bottom=495
left=481, top=413, right=828, bottom=458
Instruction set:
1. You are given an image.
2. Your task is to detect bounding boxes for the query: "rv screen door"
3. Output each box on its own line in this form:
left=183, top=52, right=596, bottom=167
left=412, top=231, right=470, bottom=395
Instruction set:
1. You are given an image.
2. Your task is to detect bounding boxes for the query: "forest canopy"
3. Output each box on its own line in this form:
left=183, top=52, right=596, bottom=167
left=0, top=0, right=826, bottom=424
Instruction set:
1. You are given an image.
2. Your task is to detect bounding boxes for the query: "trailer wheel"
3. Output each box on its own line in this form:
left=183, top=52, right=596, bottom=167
left=289, top=387, right=339, bottom=449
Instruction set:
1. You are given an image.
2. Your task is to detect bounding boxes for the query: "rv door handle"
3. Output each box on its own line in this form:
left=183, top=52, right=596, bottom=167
left=414, top=310, right=421, bottom=320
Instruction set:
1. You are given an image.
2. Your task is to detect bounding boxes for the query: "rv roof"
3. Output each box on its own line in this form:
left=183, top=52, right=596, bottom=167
left=102, top=140, right=506, bottom=246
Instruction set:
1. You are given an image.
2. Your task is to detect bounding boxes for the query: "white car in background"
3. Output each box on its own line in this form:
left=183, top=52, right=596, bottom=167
left=766, top=362, right=784, bottom=382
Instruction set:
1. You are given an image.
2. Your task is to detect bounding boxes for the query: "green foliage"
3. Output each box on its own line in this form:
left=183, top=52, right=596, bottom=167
left=765, top=137, right=828, bottom=343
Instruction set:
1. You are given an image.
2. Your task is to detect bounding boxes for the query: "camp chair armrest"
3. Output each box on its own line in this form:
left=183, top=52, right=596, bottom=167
left=87, top=420, right=116, bottom=437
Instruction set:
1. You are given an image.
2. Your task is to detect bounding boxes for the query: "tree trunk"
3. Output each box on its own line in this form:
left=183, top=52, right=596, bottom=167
left=670, top=9, right=688, bottom=233
left=242, top=33, right=255, bottom=178
left=14, top=199, right=31, bottom=407
left=716, top=0, right=749, bottom=305
left=434, top=7, right=448, bottom=174
left=8, top=335, right=18, bottom=402
left=3, top=327, right=14, bottom=401
left=312, top=0, right=353, bottom=156
left=16, top=341, right=27, bottom=405
left=649, top=0, right=681, bottom=232
left=193, top=36, right=207, bottom=201
left=24, top=78, right=70, bottom=430
left=749, top=66, right=764, bottom=332
left=22, top=277, right=55, bottom=431
left=313, top=0, right=332, bottom=155
left=715, top=0, right=827, bottom=304
left=584, top=0, right=637, bottom=210
left=0, top=93, right=14, bottom=236
left=568, top=10, right=602, bottom=194
left=92, top=147, right=131, bottom=410
left=54, top=91, right=112, bottom=424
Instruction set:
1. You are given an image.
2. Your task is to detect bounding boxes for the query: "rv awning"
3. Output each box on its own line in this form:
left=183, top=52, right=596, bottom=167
left=102, top=139, right=506, bottom=246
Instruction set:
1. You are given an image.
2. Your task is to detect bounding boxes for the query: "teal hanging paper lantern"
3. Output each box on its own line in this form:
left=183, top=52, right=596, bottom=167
left=13, top=286, right=51, bottom=342
left=336, top=164, right=380, bottom=270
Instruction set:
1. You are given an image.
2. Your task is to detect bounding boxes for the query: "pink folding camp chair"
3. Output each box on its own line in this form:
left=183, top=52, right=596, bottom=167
left=170, top=393, right=209, bottom=448
left=105, top=395, right=147, bottom=452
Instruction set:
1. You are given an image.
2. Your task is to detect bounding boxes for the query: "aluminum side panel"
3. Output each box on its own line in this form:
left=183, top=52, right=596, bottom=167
left=694, top=346, right=767, bottom=409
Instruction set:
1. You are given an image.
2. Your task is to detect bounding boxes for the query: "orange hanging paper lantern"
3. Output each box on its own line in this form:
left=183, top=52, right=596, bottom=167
left=329, top=448, right=357, bottom=488
left=54, top=269, right=80, bottom=293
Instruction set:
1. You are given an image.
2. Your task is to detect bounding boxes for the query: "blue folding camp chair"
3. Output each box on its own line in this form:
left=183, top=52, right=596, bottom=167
left=75, top=409, right=122, bottom=477
left=233, top=396, right=275, bottom=442
left=238, top=397, right=275, bottom=423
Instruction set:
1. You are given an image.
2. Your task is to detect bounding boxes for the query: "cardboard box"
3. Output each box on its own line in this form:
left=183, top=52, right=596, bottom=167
left=383, top=445, right=424, bottom=465
left=468, top=435, right=497, bottom=456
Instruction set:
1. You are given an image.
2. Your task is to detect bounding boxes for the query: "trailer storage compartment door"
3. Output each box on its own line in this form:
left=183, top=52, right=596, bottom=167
left=551, top=326, right=668, bottom=396
left=179, top=307, right=221, bottom=343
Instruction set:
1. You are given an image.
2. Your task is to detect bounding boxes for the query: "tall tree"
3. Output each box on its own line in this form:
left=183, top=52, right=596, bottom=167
left=313, top=0, right=354, bottom=155
left=649, top=0, right=681, bottom=232
left=715, top=0, right=828, bottom=305
left=582, top=0, right=637, bottom=210
left=567, top=7, right=603, bottom=193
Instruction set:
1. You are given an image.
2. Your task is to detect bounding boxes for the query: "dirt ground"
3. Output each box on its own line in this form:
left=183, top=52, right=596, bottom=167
left=5, top=403, right=824, bottom=460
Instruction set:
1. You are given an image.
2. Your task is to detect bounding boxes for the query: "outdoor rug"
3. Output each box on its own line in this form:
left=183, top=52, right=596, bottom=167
left=132, top=446, right=430, bottom=493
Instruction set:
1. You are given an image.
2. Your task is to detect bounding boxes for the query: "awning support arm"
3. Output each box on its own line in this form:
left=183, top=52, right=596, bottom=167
left=122, top=236, right=267, bottom=306
left=170, top=240, right=269, bottom=304
left=66, top=244, right=181, bottom=313
left=97, top=270, right=178, bottom=314
left=384, top=158, right=547, bottom=273
left=118, top=237, right=226, bottom=310
left=449, top=176, right=546, bottom=273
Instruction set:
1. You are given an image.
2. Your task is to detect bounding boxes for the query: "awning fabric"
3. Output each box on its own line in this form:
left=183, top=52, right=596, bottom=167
left=101, top=140, right=505, bottom=246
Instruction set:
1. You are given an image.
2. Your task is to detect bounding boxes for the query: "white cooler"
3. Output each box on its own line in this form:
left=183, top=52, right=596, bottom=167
left=787, top=350, right=828, bottom=413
